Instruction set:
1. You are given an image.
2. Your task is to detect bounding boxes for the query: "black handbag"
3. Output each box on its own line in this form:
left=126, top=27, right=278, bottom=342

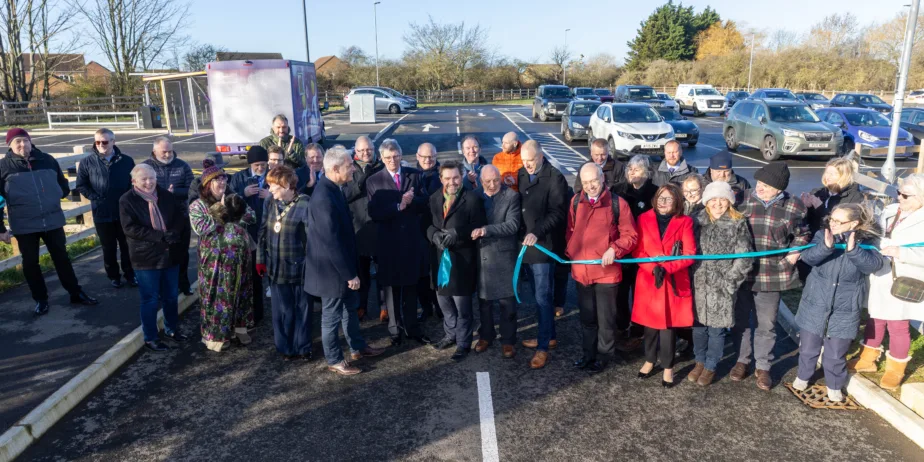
left=891, top=261, right=924, bottom=303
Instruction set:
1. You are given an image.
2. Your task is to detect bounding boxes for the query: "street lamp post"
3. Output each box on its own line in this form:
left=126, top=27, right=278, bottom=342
left=302, top=0, right=310, bottom=61
left=564, top=28, right=571, bottom=86
left=747, top=33, right=755, bottom=92
left=884, top=0, right=920, bottom=184
left=374, top=1, right=381, bottom=87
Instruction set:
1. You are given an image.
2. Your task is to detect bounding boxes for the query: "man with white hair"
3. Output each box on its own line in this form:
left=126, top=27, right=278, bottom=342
left=517, top=139, right=568, bottom=369
left=0, top=128, right=98, bottom=315
left=304, top=145, right=385, bottom=376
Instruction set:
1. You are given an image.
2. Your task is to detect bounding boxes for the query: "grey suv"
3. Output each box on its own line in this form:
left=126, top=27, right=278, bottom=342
left=532, top=85, right=573, bottom=121
left=723, top=99, right=842, bottom=161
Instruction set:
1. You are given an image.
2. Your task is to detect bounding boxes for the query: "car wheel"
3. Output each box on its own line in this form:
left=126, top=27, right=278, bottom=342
left=561, top=121, right=566, bottom=136
left=539, top=110, right=548, bottom=122
left=608, top=137, right=619, bottom=158
left=687, top=140, right=697, bottom=147
left=587, top=129, right=594, bottom=148
left=762, top=135, right=781, bottom=161
left=841, top=139, right=855, bottom=156
left=388, top=104, right=400, bottom=114
left=724, top=127, right=739, bottom=152
left=693, top=103, right=701, bottom=117
left=564, top=127, right=573, bottom=143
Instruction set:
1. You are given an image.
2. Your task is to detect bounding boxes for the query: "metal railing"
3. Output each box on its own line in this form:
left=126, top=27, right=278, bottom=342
left=47, top=112, right=141, bottom=129
left=1, top=96, right=145, bottom=126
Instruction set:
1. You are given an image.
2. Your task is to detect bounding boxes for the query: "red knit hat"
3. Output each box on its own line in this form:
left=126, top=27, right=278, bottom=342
left=6, top=128, right=31, bottom=145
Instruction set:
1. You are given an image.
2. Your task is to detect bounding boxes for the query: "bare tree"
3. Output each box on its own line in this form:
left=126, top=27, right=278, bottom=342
left=404, top=15, right=486, bottom=90
left=808, top=13, right=860, bottom=55
left=182, top=43, right=225, bottom=72
left=339, top=45, right=369, bottom=67
left=451, top=23, right=486, bottom=87
left=0, top=0, right=82, bottom=102
left=768, top=29, right=800, bottom=53
left=866, top=12, right=924, bottom=66
left=549, top=45, right=571, bottom=82
left=74, top=0, right=190, bottom=95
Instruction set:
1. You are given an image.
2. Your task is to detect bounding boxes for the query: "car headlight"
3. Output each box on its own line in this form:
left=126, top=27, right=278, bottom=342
left=690, top=126, right=699, bottom=134
left=782, top=129, right=803, bottom=138
left=858, top=130, right=878, bottom=142
left=616, top=131, right=634, bottom=139
left=571, top=121, right=584, bottom=129
left=547, top=102, right=555, bottom=108
left=907, top=132, right=915, bottom=142
left=666, top=128, right=675, bottom=138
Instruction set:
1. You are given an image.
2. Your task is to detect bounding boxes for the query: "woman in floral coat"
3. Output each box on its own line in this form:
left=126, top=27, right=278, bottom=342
left=189, top=161, right=256, bottom=352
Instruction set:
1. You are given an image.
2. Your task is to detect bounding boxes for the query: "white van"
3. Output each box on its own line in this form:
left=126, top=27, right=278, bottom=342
left=674, top=84, right=727, bottom=116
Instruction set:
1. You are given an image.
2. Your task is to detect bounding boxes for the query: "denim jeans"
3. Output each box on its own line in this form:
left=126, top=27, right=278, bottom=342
left=136, top=266, right=180, bottom=343
left=320, top=290, right=367, bottom=365
left=271, top=283, right=312, bottom=356
left=693, top=326, right=726, bottom=371
left=527, top=263, right=555, bottom=351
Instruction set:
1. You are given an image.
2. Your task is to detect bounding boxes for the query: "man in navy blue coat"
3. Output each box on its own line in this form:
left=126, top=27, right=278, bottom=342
left=304, top=145, right=384, bottom=376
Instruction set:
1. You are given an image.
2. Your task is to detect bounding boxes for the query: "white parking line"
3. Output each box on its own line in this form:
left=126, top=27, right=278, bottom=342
left=41, top=136, right=93, bottom=146
left=373, top=113, right=412, bottom=142
left=476, top=372, right=500, bottom=462
left=456, top=126, right=461, bottom=136
left=173, top=133, right=215, bottom=144
left=119, top=133, right=166, bottom=144
left=513, top=112, right=534, bottom=124
left=457, top=141, right=462, bottom=155
left=696, top=142, right=769, bottom=165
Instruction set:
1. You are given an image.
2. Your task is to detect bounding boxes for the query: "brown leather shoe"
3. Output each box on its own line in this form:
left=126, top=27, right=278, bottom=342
left=730, top=361, right=749, bottom=382
left=697, top=369, right=715, bottom=387
left=530, top=351, right=549, bottom=369
left=474, top=339, right=491, bottom=353
left=328, top=360, right=361, bottom=376
left=688, top=362, right=705, bottom=382
left=555, top=307, right=565, bottom=317
left=755, top=369, right=772, bottom=391
left=350, top=346, right=386, bottom=361
left=379, top=309, right=388, bottom=322
left=502, top=345, right=515, bottom=359
left=521, top=338, right=558, bottom=349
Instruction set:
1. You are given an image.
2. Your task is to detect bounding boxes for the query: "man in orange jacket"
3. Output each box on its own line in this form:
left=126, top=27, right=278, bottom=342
left=491, top=131, right=522, bottom=191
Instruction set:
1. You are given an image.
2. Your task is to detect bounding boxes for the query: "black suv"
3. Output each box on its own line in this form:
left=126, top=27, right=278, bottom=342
left=532, top=85, right=573, bottom=121
left=614, top=85, right=664, bottom=108
left=830, top=93, right=893, bottom=114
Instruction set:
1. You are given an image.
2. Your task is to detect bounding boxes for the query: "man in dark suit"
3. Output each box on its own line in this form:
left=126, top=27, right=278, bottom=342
left=366, top=139, right=431, bottom=346
left=517, top=140, right=568, bottom=369
left=472, top=165, right=521, bottom=359
left=342, top=135, right=383, bottom=320
left=415, top=142, right=441, bottom=322
left=426, top=161, right=486, bottom=361
left=305, top=145, right=384, bottom=376
left=228, top=145, right=271, bottom=323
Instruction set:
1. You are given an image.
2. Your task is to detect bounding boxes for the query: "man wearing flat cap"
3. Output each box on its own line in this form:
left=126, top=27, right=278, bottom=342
left=703, top=151, right=751, bottom=206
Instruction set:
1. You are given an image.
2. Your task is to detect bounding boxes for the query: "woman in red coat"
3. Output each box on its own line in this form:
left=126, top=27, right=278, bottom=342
left=631, top=183, right=696, bottom=387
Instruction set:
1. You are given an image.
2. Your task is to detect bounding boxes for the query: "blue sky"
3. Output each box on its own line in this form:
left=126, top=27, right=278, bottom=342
left=84, top=0, right=908, bottom=67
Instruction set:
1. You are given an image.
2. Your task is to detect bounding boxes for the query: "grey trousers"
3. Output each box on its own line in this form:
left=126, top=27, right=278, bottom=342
left=437, top=295, right=474, bottom=349
left=731, top=289, right=781, bottom=372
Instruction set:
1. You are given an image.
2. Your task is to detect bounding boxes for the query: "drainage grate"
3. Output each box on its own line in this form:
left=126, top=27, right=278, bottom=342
left=785, top=383, right=863, bottom=410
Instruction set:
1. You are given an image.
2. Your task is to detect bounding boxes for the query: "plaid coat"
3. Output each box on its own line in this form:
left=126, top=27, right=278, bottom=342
left=738, top=191, right=811, bottom=292
left=257, top=194, right=311, bottom=285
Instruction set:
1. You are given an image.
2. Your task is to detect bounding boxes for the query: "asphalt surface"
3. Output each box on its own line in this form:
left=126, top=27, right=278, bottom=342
left=11, top=105, right=924, bottom=460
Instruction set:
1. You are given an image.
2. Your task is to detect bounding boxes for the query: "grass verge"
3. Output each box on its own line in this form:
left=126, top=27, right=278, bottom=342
left=0, top=236, right=100, bottom=294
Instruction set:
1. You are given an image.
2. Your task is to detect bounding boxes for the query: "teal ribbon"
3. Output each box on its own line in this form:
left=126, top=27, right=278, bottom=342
left=437, top=248, right=452, bottom=289
left=513, top=242, right=924, bottom=303
left=0, top=195, right=5, bottom=209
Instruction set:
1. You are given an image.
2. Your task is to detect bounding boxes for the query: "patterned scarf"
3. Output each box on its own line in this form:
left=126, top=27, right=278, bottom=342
left=134, top=187, right=166, bottom=231
left=443, top=187, right=460, bottom=218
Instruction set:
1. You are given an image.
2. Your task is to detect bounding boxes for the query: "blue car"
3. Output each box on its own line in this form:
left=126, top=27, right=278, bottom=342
left=816, top=108, right=914, bottom=157
left=656, top=107, right=699, bottom=146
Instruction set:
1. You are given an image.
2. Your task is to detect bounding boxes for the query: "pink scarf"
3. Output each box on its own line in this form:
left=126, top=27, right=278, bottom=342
left=134, top=187, right=166, bottom=232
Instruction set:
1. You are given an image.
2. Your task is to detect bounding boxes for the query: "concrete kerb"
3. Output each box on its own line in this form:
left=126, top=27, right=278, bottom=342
left=776, top=300, right=924, bottom=449
left=0, top=282, right=200, bottom=462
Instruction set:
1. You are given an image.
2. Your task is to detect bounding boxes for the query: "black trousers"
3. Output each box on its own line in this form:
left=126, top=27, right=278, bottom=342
left=246, top=250, right=264, bottom=324
left=358, top=255, right=373, bottom=311
left=577, top=282, right=619, bottom=362
left=385, top=284, right=421, bottom=337
left=178, top=224, right=191, bottom=292
left=15, top=227, right=81, bottom=302
left=643, top=327, right=676, bottom=369
left=616, top=264, right=642, bottom=336
left=478, top=296, right=518, bottom=345
left=418, top=276, right=437, bottom=317
left=95, top=220, right=134, bottom=281
left=553, top=263, right=569, bottom=308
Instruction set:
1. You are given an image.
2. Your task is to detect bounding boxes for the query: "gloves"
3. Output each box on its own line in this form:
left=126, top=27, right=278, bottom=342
left=163, top=230, right=181, bottom=244
left=430, top=230, right=447, bottom=247
left=653, top=265, right=666, bottom=289
left=439, top=229, right=459, bottom=248
left=256, top=264, right=267, bottom=277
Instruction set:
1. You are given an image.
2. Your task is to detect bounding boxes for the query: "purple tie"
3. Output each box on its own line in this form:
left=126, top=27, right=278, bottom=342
left=394, top=173, right=401, bottom=189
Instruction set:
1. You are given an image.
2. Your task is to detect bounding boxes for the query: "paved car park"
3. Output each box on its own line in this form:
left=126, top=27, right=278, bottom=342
left=13, top=104, right=923, bottom=461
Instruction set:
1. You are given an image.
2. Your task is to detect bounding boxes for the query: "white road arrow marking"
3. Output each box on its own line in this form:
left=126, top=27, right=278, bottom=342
left=478, top=112, right=486, bottom=117
left=493, top=137, right=502, bottom=150
left=422, top=123, right=439, bottom=132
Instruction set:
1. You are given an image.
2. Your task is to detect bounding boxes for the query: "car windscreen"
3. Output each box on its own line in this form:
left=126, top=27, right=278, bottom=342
left=803, top=93, right=826, bottom=101
left=764, top=91, right=796, bottom=99
left=694, top=88, right=721, bottom=96
left=656, top=108, right=681, bottom=121
left=657, top=93, right=670, bottom=99
left=735, top=92, right=750, bottom=98
left=768, top=105, right=820, bottom=123
left=627, top=87, right=658, bottom=99
left=570, top=102, right=601, bottom=116
left=594, top=89, right=612, bottom=95
left=857, top=95, right=887, bottom=105
left=544, top=87, right=570, bottom=97
left=844, top=111, right=891, bottom=127
left=613, top=106, right=662, bottom=123
left=575, top=88, right=594, bottom=95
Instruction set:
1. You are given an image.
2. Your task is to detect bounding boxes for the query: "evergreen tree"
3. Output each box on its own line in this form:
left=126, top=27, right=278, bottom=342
left=626, top=1, right=721, bottom=70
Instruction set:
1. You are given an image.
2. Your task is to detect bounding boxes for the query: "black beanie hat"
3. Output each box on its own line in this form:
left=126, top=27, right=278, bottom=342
left=247, top=145, right=269, bottom=164
left=754, top=161, right=790, bottom=191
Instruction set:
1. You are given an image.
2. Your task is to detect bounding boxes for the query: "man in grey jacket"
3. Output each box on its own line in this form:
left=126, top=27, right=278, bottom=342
left=652, top=140, right=698, bottom=187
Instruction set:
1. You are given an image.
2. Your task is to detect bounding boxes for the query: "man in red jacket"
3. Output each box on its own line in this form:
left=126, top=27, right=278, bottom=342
left=566, top=163, right=638, bottom=372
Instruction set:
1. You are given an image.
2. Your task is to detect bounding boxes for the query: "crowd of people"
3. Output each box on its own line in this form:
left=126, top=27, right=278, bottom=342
left=1, top=117, right=922, bottom=400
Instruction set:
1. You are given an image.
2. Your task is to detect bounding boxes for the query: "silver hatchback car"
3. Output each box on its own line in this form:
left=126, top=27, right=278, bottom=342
left=343, top=86, right=417, bottom=114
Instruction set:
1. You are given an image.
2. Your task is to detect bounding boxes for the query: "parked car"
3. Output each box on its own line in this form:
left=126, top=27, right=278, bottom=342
left=749, top=88, right=798, bottom=101
left=723, top=99, right=842, bottom=161
left=532, top=85, right=573, bottom=121
left=656, top=107, right=698, bottom=147
left=614, top=85, right=665, bottom=108
left=907, top=89, right=924, bottom=104
left=343, top=86, right=417, bottom=113
left=587, top=103, right=675, bottom=158
left=594, top=88, right=615, bottom=103
left=893, top=106, right=924, bottom=143
left=725, top=91, right=750, bottom=107
left=830, top=93, right=892, bottom=114
left=561, top=100, right=602, bottom=143
left=674, top=84, right=727, bottom=116
left=795, top=92, right=831, bottom=109
left=656, top=92, right=679, bottom=111
left=817, top=107, right=914, bottom=157
left=572, top=87, right=601, bottom=101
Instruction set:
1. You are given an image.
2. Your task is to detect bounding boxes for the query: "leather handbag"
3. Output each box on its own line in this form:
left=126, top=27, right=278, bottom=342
left=891, top=262, right=924, bottom=303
